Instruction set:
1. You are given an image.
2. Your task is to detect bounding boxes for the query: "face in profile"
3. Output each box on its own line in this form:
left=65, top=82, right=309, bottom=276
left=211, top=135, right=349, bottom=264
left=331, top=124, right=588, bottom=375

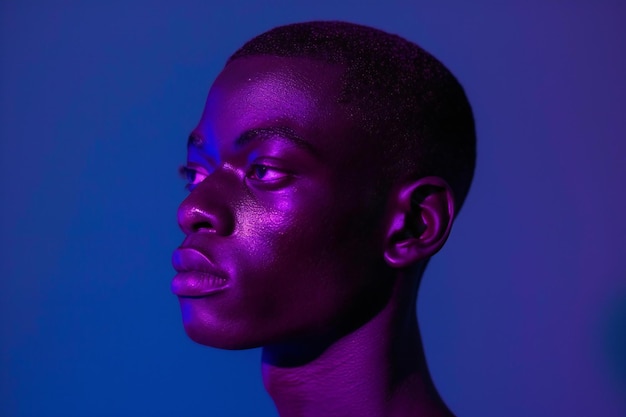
left=172, top=56, right=393, bottom=350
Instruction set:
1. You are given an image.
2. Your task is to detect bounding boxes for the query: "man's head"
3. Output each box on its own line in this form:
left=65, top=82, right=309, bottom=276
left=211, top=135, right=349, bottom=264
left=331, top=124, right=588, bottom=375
left=172, top=21, right=475, bottom=350
left=228, top=21, right=476, bottom=212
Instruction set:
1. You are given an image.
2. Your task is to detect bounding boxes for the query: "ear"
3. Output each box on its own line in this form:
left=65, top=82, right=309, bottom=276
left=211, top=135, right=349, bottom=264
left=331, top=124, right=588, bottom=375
left=383, top=177, right=455, bottom=268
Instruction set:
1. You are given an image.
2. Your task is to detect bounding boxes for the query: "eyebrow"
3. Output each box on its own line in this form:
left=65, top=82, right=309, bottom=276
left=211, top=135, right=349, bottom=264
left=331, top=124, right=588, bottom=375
left=187, top=127, right=320, bottom=158
left=235, top=127, right=320, bottom=157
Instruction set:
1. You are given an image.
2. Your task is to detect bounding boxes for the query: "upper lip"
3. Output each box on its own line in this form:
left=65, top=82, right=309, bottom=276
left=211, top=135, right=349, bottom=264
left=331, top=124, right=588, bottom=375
left=171, top=247, right=226, bottom=278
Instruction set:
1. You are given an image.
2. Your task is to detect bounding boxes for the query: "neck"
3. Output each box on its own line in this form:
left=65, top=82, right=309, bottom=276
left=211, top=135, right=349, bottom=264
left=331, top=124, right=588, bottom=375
left=261, top=272, right=454, bottom=417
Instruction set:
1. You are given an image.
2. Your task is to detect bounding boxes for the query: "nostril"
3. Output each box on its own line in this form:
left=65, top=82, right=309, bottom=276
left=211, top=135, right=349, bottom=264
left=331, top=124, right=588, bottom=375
left=193, top=221, right=215, bottom=233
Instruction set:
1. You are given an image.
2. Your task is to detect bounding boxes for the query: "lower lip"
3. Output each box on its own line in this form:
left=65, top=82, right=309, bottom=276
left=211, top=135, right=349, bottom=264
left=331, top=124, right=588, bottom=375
left=171, top=272, right=229, bottom=297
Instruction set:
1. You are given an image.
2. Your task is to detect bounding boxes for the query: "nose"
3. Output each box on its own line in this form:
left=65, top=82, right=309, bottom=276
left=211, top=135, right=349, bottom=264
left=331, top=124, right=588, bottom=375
left=177, top=172, right=236, bottom=236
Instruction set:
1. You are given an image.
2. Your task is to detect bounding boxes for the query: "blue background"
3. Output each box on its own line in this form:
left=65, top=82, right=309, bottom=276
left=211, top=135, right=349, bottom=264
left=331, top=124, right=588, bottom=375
left=1, top=1, right=625, bottom=416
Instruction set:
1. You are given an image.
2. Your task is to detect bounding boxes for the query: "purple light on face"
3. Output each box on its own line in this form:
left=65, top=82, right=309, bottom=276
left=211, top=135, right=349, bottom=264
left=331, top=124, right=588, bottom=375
left=172, top=56, right=391, bottom=351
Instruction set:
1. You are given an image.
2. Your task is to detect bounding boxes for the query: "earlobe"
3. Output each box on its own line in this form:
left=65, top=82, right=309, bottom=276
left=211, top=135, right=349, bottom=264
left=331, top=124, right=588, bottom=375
left=383, top=177, right=455, bottom=268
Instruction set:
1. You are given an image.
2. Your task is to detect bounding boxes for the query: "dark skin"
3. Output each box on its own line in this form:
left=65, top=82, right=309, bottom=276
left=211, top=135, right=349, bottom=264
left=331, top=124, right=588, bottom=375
left=173, top=56, right=456, bottom=416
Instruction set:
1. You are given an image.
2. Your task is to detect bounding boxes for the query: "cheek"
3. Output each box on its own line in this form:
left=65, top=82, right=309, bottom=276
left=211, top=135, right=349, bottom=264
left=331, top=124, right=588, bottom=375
left=236, top=178, right=384, bottom=288
left=240, top=204, right=379, bottom=318
left=225, top=210, right=348, bottom=335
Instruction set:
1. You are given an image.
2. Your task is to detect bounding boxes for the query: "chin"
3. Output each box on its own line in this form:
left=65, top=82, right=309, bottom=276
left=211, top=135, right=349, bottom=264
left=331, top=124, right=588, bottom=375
left=182, top=322, right=262, bottom=350
left=180, top=311, right=267, bottom=350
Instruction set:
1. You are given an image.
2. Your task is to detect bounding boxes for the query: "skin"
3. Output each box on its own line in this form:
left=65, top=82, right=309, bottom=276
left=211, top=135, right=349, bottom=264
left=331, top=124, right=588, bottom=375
left=174, top=55, right=457, bottom=417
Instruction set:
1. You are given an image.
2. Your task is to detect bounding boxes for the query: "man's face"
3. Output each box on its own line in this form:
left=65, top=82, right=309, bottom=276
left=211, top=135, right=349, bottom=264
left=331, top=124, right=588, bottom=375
left=172, top=56, right=392, bottom=349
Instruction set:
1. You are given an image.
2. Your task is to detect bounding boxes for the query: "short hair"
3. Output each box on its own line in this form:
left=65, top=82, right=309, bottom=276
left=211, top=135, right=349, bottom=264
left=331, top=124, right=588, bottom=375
left=228, top=21, right=476, bottom=212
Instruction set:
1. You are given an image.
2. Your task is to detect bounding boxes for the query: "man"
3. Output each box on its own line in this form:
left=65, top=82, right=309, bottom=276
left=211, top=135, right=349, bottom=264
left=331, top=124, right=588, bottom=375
left=172, top=21, right=475, bottom=417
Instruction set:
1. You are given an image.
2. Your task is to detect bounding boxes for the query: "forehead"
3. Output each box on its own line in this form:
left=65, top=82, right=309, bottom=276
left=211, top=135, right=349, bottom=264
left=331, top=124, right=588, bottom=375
left=196, top=57, right=356, bottom=153
left=209, top=56, right=344, bottom=113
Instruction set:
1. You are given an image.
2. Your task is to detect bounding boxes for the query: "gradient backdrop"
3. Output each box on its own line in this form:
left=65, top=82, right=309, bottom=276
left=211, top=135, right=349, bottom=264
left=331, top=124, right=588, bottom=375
left=1, top=1, right=625, bottom=416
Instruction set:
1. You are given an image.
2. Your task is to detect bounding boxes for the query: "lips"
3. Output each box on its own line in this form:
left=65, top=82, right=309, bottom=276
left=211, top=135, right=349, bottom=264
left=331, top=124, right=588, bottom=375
left=171, top=248, right=228, bottom=297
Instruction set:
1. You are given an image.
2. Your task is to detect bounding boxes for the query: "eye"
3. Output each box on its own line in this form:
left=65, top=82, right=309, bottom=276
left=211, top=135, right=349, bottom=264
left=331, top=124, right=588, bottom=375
left=247, top=164, right=288, bottom=182
left=178, top=165, right=208, bottom=190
